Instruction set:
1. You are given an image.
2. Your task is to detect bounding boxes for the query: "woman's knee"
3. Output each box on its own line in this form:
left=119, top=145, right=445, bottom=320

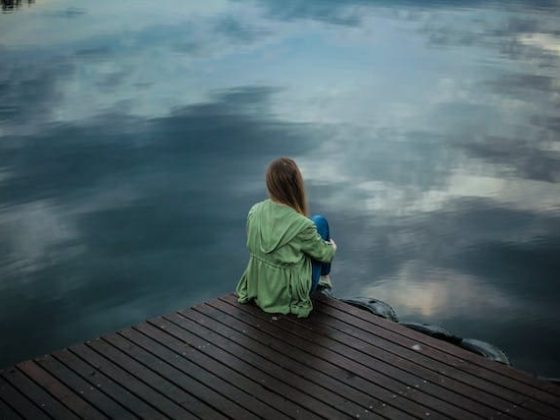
left=310, top=214, right=330, bottom=240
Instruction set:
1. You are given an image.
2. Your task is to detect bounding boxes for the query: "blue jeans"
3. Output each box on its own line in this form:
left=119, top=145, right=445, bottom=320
left=310, top=214, right=331, bottom=294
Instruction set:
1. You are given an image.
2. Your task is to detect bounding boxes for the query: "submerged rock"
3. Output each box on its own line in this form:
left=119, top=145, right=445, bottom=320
left=538, top=377, right=560, bottom=386
left=402, top=323, right=510, bottom=365
left=401, top=322, right=462, bottom=345
left=339, top=297, right=399, bottom=322
left=459, top=338, right=511, bottom=365
left=333, top=295, right=512, bottom=367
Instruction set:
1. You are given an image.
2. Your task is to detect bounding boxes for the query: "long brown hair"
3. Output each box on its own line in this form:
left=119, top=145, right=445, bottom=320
left=266, top=157, right=309, bottom=216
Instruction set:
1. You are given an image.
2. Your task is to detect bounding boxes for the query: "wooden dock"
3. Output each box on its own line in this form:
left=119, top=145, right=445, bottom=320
left=1, top=293, right=560, bottom=419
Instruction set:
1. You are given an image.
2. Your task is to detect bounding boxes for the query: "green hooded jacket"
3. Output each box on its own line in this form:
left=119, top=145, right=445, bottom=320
left=236, top=199, right=336, bottom=318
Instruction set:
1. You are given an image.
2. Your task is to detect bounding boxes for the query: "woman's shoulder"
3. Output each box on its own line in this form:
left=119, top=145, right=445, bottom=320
left=247, top=199, right=311, bottom=225
left=249, top=198, right=291, bottom=214
left=248, top=199, right=268, bottom=215
left=247, top=199, right=313, bottom=221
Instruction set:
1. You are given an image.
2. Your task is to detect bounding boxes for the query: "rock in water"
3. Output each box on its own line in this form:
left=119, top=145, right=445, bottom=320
left=340, top=297, right=399, bottom=322
left=401, top=322, right=462, bottom=345
left=459, top=338, right=511, bottom=365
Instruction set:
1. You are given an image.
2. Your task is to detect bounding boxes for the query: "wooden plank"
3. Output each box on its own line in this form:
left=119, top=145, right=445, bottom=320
left=318, top=294, right=560, bottom=400
left=33, top=354, right=136, bottom=419
left=0, top=395, right=24, bottom=420
left=314, top=296, right=560, bottom=418
left=102, top=331, right=258, bottom=419
left=51, top=348, right=160, bottom=419
left=134, top=321, right=322, bottom=420
left=317, top=295, right=560, bottom=399
left=1, top=366, right=79, bottom=419
left=226, top=295, right=536, bottom=419
left=173, top=307, right=411, bottom=420
left=178, top=307, right=394, bottom=420
left=0, top=376, right=45, bottom=420
left=69, top=342, right=186, bottom=419
left=293, top=298, right=560, bottom=419
left=85, top=337, right=224, bottom=419
left=153, top=314, right=385, bottom=420
left=119, top=327, right=290, bottom=420
left=199, top=300, right=481, bottom=420
left=17, top=360, right=106, bottom=419
left=521, top=397, right=560, bottom=419
left=156, top=313, right=371, bottom=419
left=3, top=293, right=559, bottom=419
left=218, top=296, right=520, bottom=419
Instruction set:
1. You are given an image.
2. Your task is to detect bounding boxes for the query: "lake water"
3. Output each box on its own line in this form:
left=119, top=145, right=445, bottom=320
left=1, top=0, right=559, bottom=378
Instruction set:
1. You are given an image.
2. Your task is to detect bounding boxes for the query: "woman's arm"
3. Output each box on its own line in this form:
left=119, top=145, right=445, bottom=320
left=298, top=223, right=336, bottom=262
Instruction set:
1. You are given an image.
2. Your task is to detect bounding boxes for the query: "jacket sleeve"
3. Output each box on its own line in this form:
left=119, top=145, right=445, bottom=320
left=297, top=222, right=336, bottom=263
left=237, top=205, right=257, bottom=303
left=235, top=270, right=249, bottom=303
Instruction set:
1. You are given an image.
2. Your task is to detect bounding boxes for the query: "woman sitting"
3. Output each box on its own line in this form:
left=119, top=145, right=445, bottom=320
left=236, top=157, right=337, bottom=318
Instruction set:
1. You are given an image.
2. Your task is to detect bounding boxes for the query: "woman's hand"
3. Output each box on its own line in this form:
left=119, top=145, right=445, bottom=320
left=329, top=239, right=337, bottom=252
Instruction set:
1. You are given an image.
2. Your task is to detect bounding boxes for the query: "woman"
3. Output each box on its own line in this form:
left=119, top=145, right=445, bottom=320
left=236, top=157, right=337, bottom=318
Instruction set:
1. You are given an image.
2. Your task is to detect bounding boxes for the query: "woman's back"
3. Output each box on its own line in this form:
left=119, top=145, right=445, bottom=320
left=236, top=198, right=335, bottom=317
left=246, top=199, right=312, bottom=265
left=236, top=157, right=336, bottom=317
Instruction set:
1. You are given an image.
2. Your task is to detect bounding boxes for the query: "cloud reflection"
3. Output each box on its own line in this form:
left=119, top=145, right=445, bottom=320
left=1, top=0, right=559, bottom=377
left=0, top=85, right=323, bottom=366
left=360, top=262, right=517, bottom=319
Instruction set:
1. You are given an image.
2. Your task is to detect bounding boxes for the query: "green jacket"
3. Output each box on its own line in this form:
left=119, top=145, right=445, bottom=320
left=236, top=199, right=336, bottom=318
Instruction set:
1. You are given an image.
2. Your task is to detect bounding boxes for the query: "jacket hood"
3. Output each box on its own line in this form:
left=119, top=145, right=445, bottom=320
left=249, top=199, right=309, bottom=254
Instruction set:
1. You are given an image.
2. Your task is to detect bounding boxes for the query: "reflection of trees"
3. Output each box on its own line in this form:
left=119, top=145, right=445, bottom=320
left=2, top=0, right=35, bottom=12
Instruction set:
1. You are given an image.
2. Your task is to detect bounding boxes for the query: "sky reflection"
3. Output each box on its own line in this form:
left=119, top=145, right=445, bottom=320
left=1, top=0, right=559, bottom=376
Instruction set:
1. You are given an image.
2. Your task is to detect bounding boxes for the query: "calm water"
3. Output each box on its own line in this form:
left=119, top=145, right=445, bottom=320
left=1, top=0, right=559, bottom=377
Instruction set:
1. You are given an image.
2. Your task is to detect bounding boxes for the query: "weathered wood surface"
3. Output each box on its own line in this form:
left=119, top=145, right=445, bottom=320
left=1, top=293, right=560, bottom=419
